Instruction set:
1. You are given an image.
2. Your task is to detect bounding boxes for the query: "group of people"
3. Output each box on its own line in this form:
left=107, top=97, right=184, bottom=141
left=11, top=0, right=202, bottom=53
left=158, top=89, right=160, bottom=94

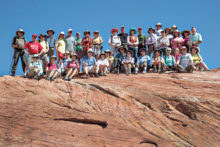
left=10, top=22, right=209, bottom=81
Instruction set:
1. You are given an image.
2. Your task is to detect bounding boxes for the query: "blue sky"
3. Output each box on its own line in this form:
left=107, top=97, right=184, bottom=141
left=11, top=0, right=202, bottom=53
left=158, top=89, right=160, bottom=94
left=1, top=0, right=220, bottom=76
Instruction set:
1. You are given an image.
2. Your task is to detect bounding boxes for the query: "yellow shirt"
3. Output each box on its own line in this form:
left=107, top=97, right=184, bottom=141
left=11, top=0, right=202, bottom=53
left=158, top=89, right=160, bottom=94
left=106, top=55, right=114, bottom=62
left=39, top=40, right=49, bottom=53
left=56, top=39, right=66, bottom=54
left=192, top=54, right=201, bottom=63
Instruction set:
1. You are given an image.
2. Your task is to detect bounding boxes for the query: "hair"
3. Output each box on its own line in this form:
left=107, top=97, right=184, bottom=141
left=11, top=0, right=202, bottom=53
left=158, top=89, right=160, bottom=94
left=174, top=32, right=180, bottom=38
left=165, top=28, right=171, bottom=34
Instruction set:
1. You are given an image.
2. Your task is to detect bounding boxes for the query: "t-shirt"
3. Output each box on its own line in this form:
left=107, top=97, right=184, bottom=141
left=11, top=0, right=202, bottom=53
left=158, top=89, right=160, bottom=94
left=75, top=38, right=83, bottom=51
left=82, top=56, right=96, bottom=66
left=137, top=55, right=150, bottom=64
left=178, top=53, right=192, bottom=69
left=65, top=36, right=76, bottom=52
left=24, top=41, right=43, bottom=54
left=118, top=33, right=128, bottom=44
left=56, top=39, right=66, bottom=54
left=164, top=55, right=176, bottom=67
left=82, top=37, right=93, bottom=51
left=171, top=37, right=184, bottom=49
left=122, top=57, right=134, bottom=64
left=39, top=40, right=49, bottom=53
left=66, top=61, right=79, bottom=68
left=47, top=63, right=59, bottom=71
left=93, top=36, right=103, bottom=45
left=191, top=54, right=201, bottom=63
left=46, top=36, right=56, bottom=48
left=138, top=34, right=147, bottom=45
left=97, top=59, right=109, bottom=66
left=190, top=33, right=202, bottom=45
left=155, top=29, right=163, bottom=36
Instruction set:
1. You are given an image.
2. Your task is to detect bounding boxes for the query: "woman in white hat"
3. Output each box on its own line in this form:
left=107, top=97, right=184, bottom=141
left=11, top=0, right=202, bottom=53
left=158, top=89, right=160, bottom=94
left=171, top=25, right=178, bottom=36
left=92, top=30, right=103, bottom=61
left=28, top=54, right=43, bottom=80
left=155, top=22, right=163, bottom=36
left=96, top=52, right=109, bottom=76
left=56, top=32, right=66, bottom=65
left=191, top=46, right=208, bottom=71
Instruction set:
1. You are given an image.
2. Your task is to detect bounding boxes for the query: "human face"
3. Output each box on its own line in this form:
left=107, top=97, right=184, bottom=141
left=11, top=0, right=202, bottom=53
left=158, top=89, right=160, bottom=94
left=120, top=48, right=125, bottom=53
left=51, top=58, right=56, bottom=64
left=85, top=33, right=90, bottom=37
left=174, top=32, right=179, bottom=37
left=71, top=56, right=77, bottom=61
left=76, top=34, right=80, bottom=39
left=32, top=36, right=37, bottom=42
left=121, top=27, right=125, bottom=33
left=94, top=32, right=99, bottom=38
left=130, top=30, right=135, bottom=35
left=156, top=51, right=160, bottom=57
left=191, top=48, right=197, bottom=54
left=87, top=52, right=92, bottom=57
left=141, top=51, right=146, bottom=56
left=59, top=34, right=64, bottom=39
left=184, top=32, right=189, bottom=37
left=68, top=31, right=72, bottom=37
left=113, top=31, right=117, bottom=36
left=138, top=29, right=142, bottom=34
left=182, top=49, right=186, bottom=54
left=32, top=57, right=38, bottom=62
left=165, top=29, right=170, bottom=35
left=127, top=52, right=131, bottom=57
left=174, top=49, right=179, bottom=55
left=191, top=28, right=196, bottom=34
left=167, top=50, right=171, bottom=55
left=161, top=32, right=165, bottom=37
left=106, top=52, right=110, bottom=57
left=149, top=29, right=153, bottom=34
left=156, top=25, right=161, bottom=30
left=40, top=36, right=45, bottom=41
left=17, top=32, right=24, bottom=37
left=101, top=54, right=105, bottom=59
left=48, top=31, right=53, bottom=37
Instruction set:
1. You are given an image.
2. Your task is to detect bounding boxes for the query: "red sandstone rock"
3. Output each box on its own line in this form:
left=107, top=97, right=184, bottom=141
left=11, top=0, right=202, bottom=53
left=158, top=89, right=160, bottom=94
left=0, top=70, right=219, bottom=147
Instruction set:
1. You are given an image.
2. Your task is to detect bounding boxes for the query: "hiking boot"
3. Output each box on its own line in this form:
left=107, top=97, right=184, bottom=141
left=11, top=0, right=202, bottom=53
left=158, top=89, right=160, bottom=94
left=86, top=74, right=90, bottom=79
left=43, top=72, right=46, bottom=75
left=95, top=73, right=99, bottom=77
left=10, top=73, right=15, bottom=77
left=142, top=70, right=147, bottom=74
left=103, top=73, right=107, bottom=76
left=68, top=77, right=72, bottom=81
left=100, top=72, right=103, bottom=76
left=24, top=73, right=27, bottom=78
left=128, top=68, right=131, bottom=74
left=64, top=77, right=68, bottom=81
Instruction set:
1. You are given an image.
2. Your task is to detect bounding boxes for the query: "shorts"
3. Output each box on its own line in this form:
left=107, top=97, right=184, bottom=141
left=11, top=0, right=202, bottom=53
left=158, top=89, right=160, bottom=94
left=83, top=66, right=96, bottom=73
left=93, top=45, right=102, bottom=55
left=41, top=54, right=49, bottom=63
left=58, top=52, right=65, bottom=59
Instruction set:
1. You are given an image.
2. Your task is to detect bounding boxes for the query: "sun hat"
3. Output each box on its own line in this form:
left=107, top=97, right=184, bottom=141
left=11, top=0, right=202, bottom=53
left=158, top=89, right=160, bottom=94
left=148, top=27, right=155, bottom=33
left=16, top=29, right=25, bottom=35
left=84, top=30, right=90, bottom=35
left=94, top=30, right=99, bottom=34
left=32, top=54, right=39, bottom=58
left=156, top=22, right=162, bottom=26
left=59, top=32, right=65, bottom=35
left=68, top=29, right=72, bottom=32
left=100, top=52, right=106, bottom=56
left=111, top=28, right=119, bottom=33
left=32, top=34, right=37, bottom=37
left=166, top=47, right=172, bottom=51
left=70, top=52, right=78, bottom=58
left=172, top=25, right=177, bottom=28
left=47, top=29, right=55, bottom=34
left=191, top=46, right=200, bottom=53
left=129, top=27, right=137, bottom=34
left=181, top=30, right=190, bottom=37
left=104, top=49, right=111, bottom=53
left=182, top=46, right=187, bottom=50
left=50, top=55, right=57, bottom=60
left=118, top=46, right=126, bottom=52
left=87, top=48, right=93, bottom=53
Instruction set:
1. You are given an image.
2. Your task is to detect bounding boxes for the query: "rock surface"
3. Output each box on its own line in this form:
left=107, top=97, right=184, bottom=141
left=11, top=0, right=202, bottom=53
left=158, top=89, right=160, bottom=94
left=0, top=70, right=220, bottom=147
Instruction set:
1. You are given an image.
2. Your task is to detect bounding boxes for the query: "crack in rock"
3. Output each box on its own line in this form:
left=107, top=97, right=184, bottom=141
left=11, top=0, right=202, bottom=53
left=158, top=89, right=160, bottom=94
left=54, top=118, right=108, bottom=128
left=140, top=139, right=158, bottom=147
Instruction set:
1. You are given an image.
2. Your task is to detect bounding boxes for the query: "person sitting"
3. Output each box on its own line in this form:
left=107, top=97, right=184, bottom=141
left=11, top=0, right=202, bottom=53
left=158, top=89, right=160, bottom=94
left=64, top=53, right=79, bottom=81
left=191, top=46, right=208, bottom=71
left=176, top=46, right=194, bottom=73
left=38, top=34, right=49, bottom=75
left=96, top=53, right=109, bottom=76
left=28, top=54, right=43, bottom=80
left=82, top=49, right=98, bottom=79
left=157, top=30, right=170, bottom=57
left=92, top=30, right=103, bottom=60
left=164, top=48, right=176, bottom=71
left=152, top=50, right=164, bottom=73
left=135, top=48, right=150, bottom=74
left=108, top=28, right=121, bottom=56
left=46, top=55, right=60, bottom=81
left=113, top=46, right=126, bottom=74
left=171, top=30, right=184, bottom=54
left=60, top=52, right=72, bottom=76
left=127, top=27, right=139, bottom=59
left=146, top=27, right=157, bottom=57
left=173, top=48, right=181, bottom=63
left=105, top=50, right=114, bottom=73
left=122, top=50, right=135, bottom=76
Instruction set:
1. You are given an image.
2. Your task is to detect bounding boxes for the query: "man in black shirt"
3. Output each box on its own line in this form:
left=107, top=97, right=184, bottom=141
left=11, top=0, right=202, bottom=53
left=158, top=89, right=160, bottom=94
left=118, top=26, right=128, bottom=50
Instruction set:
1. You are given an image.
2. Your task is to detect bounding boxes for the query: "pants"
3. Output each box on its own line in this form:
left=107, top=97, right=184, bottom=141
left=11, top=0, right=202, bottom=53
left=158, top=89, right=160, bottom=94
left=176, top=64, right=194, bottom=73
left=136, top=62, right=148, bottom=68
left=48, top=47, right=55, bottom=58
left=83, top=66, right=97, bottom=74
left=28, top=67, right=41, bottom=78
left=159, top=47, right=167, bottom=57
left=113, top=58, right=123, bottom=69
left=110, top=46, right=119, bottom=56
left=128, top=46, right=138, bottom=59
left=147, top=45, right=155, bottom=57
left=11, top=49, right=26, bottom=74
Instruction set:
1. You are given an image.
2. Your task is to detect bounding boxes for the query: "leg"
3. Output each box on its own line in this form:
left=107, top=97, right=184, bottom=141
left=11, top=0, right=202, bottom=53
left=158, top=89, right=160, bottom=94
left=127, top=64, right=131, bottom=74
left=200, top=62, right=209, bottom=71
left=64, top=68, right=73, bottom=80
left=69, top=68, right=78, bottom=79
left=11, top=50, right=20, bottom=75
left=99, top=65, right=104, bottom=75
left=103, top=65, right=108, bottom=76
left=20, top=50, right=26, bottom=73
left=176, top=64, right=185, bottom=73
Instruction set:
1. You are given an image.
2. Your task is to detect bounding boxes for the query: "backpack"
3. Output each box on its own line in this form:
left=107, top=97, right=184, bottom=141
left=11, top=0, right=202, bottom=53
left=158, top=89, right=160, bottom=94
left=13, top=36, right=26, bottom=49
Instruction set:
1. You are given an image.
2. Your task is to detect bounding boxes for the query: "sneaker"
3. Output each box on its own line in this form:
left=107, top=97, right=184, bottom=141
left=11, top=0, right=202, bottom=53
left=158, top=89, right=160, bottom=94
left=100, top=72, right=103, bottom=76
left=43, top=72, right=46, bottom=75
left=142, top=70, right=147, bottom=74
left=95, top=73, right=99, bottom=77
left=47, top=77, right=50, bottom=81
left=64, top=77, right=68, bottom=81
left=24, top=73, right=27, bottom=78
left=154, top=70, right=158, bottom=73
left=10, top=73, right=15, bottom=77
left=103, top=73, right=107, bottom=76
left=68, top=77, right=72, bottom=81
left=86, top=74, right=90, bottom=79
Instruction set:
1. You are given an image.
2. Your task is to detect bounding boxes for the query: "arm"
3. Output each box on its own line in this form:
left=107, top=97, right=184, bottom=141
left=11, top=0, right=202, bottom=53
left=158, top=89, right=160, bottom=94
left=134, top=37, right=139, bottom=45
left=127, top=36, right=132, bottom=46
left=11, top=37, right=17, bottom=48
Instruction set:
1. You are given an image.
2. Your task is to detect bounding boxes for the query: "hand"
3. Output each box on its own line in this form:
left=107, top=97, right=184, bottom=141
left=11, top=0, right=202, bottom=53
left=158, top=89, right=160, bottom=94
left=13, top=45, right=18, bottom=48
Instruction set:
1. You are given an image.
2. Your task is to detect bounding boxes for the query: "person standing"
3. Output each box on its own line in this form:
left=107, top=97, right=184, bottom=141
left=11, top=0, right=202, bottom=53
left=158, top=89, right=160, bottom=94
left=92, top=30, right=103, bottom=60
left=108, top=28, right=121, bottom=56
left=118, top=26, right=128, bottom=50
left=46, top=29, right=56, bottom=58
left=56, top=32, right=66, bottom=65
left=75, top=32, right=83, bottom=67
left=171, top=25, right=178, bottom=36
left=189, top=27, right=203, bottom=48
left=24, top=34, right=44, bottom=77
left=10, top=29, right=27, bottom=76
left=38, top=34, right=49, bottom=75
left=127, top=27, right=139, bottom=59
left=157, top=30, right=170, bottom=57
left=155, top=22, right=163, bottom=37
left=171, top=30, right=184, bottom=54
left=146, top=28, right=157, bottom=57
left=82, top=30, right=93, bottom=56
left=137, top=27, right=147, bottom=55
left=181, top=30, right=191, bottom=53
left=65, top=29, right=76, bottom=54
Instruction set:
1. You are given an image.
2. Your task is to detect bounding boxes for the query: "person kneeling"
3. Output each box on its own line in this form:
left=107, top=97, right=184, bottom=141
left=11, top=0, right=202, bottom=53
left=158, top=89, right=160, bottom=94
left=82, top=49, right=98, bottom=79
left=46, top=55, right=60, bottom=81
left=64, top=53, right=79, bottom=81
left=176, top=46, right=194, bottom=73
left=164, top=47, right=176, bottom=71
left=96, top=53, right=109, bottom=76
left=122, top=50, right=134, bottom=75
left=152, top=50, right=165, bottom=73
left=135, top=48, right=150, bottom=74
left=28, top=55, right=43, bottom=80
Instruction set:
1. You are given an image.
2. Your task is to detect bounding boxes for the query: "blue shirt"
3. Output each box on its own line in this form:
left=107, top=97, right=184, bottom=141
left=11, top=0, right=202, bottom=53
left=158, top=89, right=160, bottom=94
left=82, top=56, right=96, bottom=66
left=137, top=55, right=150, bottom=65
left=164, top=55, right=176, bottom=66
left=190, top=33, right=202, bottom=45
left=46, top=36, right=56, bottom=48
left=65, top=36, right=76, bottom=52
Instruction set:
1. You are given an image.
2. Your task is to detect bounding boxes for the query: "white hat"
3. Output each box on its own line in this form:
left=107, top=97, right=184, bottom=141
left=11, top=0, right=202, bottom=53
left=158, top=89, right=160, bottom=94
left=16, top=29, right=25, bottom=35
left=59, top=31, right=65, bottom=35
left=172, top=25, right=177, bottom=28
left=166, top=47, right=171, bottom=51
left=87, top=48, right=93, bottom=53
left=32, top=54, right=39, bottom=58
left=156, top=22, right=162, bottom=26
left=68, top=29, right=72, bottom=32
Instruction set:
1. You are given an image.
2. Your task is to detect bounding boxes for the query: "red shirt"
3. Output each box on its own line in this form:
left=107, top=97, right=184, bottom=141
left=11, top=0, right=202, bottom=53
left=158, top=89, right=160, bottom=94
left=66, top=61, right=79, bottom=69
left=47, top=63, right=59, bottom=71
left=173, top=53, right=181, bottom=62
left=24, top=41, right=43, bottom=54
left=82, top=37, right=93, bottom=51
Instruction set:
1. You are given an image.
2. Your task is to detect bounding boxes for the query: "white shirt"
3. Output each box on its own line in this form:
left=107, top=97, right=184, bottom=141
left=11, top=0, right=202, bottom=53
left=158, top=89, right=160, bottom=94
left=157, top=36, right=170, bottom=48
left=127, top=35, right=139, bottom=46
left=146, top=34, right=158, bottom=47
left=108, top=35, right=121, bottom=46
left=155, top=29, right=163, bottom=36
left=96, top=58, right=109, bottom=66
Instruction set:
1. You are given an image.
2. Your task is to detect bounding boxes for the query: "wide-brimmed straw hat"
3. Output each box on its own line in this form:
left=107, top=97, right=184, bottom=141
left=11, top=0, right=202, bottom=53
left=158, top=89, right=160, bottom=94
left=118, top=46, right=127, bottom=52
left=32, top=54, right=39, bottom=58
left=156, top=22, right=162, bottom=27
left=47, top=29, right=55, bottom=34
left=70, top=52, right=78, bottom=58
left=191, top=46, right=200, bottom=53
left=87, top=48, right=93, bottom=53
left=16, top=29, right=25, bottom=35
left=50, top=55, right=57, bottom=60
left=104, top=50, right=111, bottom=53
